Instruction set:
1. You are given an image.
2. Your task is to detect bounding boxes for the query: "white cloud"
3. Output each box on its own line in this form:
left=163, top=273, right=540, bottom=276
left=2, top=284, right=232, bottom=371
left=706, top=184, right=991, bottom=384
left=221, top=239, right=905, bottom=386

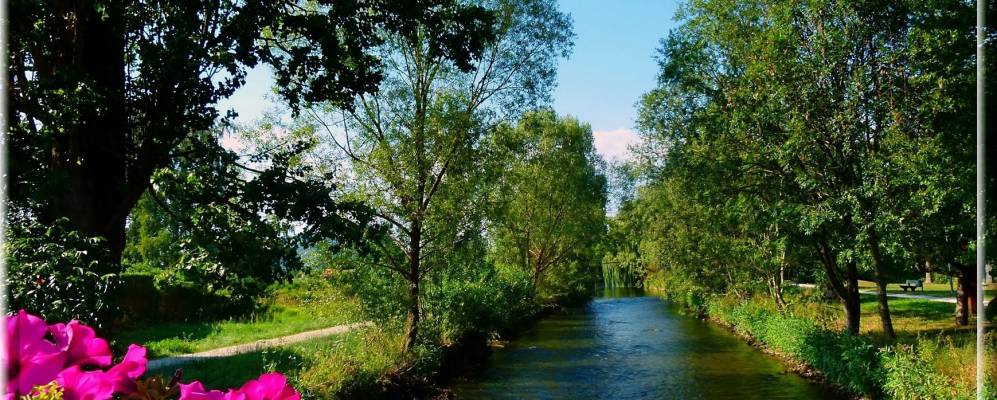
left=592, top=128, right=642, bottom=162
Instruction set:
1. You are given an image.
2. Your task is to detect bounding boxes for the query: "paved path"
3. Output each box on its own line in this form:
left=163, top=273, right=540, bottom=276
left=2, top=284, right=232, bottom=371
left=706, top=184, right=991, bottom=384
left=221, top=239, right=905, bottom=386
left=147, top=321, right=373, bottom=371
left=794, top=283, right=957, bottom=303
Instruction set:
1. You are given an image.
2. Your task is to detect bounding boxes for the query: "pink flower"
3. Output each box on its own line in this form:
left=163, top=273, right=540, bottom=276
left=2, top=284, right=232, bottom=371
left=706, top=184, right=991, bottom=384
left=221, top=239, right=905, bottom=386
left=105, top=344, right=147, bottom=394
left=48, top=321, right=113, bottom=368
left=236, top=373, right=300, bottom=400
left=179, top=373, right=299, bottom=400
left=179, top=381, right=226, bottom=400
left=5, top=310, right=67, bottom=396
left=57, top=366, right=114, bottom=400
left=4, top=311, right=146, bottom=400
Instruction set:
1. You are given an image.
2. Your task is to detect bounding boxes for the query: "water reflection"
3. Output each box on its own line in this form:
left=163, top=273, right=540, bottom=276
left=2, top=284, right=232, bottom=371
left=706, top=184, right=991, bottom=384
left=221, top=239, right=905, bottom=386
left=452, top=289, right=840, bottom=399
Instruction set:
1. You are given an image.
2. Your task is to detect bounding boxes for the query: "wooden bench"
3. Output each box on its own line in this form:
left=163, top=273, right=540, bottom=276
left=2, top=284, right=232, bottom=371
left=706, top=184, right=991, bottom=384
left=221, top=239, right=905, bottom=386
left=899, top=279, right=923, bottom=292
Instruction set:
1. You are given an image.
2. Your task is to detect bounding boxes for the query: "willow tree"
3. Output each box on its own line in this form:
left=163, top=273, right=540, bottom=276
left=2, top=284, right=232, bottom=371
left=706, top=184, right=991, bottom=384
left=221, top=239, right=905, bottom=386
left=490, top=110, right=607, bottom=296
left=310, top=0, right=572, bottom=350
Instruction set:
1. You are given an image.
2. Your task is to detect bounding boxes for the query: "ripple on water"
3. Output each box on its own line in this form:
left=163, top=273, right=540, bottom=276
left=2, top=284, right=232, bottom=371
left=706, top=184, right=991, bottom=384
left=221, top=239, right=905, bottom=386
left=451, top=292, right=842, bottom=400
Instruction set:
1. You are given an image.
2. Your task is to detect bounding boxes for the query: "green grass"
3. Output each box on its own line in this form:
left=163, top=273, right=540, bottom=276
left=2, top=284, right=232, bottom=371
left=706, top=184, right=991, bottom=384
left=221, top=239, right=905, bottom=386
left=111, top=277, right=363, bottom=358
left=148, top=325, right=418, bottom=400
left=698, top=291, right=995, bottom=399
left=856, top=295, right=980, bottom=343
left=857, top=280, right=997, bottom=299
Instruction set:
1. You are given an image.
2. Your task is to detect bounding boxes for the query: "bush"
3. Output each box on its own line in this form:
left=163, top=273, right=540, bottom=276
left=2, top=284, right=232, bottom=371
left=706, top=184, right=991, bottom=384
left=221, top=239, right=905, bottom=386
left=114, top=273, right=259, bottom=324
left=5, top=219, right=122, bottom=327
left=422, top=263, right=537, bottom=344
left=880, top=341, right=973, bottom=400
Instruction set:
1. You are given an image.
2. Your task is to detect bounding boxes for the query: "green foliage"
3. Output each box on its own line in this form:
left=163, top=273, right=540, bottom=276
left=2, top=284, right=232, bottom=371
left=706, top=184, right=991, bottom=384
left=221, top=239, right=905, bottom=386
left=422, top=262, right=538, bottom=344
left=880, top=341, right=974, bottom=400
left=121, top=129, right=380, bottom=312
left=112, top=273, right=361, bottom=357
left=299, top=0, right=575, bottom=350
left=8, top=0, right=496, bottom=268
left=293, top=328, right=416, bottom=399
left=5, top=218, right=121, bottom=327
left=618, top=0, right=992, bottom=338
left=490, top=110, right=607, bottom=299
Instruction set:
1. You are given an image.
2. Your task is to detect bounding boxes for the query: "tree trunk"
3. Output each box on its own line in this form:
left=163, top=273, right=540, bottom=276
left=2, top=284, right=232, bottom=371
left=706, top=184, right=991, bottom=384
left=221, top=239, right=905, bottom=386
left=815, top=240, right=861, bottom=334
left=49, top=2, right=134, bottom=263
left=403, top=277, right=421, bottom=351
left=867, top=229, right=896, bottom=339
left=771, top=264, right=787, bottom=311
left=844, top=258, right=861, bottom=335
left=956, top=270, right=976, bottom=326
left=403, top=222, right=423, bottom=352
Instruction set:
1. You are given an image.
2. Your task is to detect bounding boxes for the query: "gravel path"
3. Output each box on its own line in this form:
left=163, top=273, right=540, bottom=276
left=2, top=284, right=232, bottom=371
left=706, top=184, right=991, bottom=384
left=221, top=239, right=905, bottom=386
left=147, top=321, right=373, bottom=371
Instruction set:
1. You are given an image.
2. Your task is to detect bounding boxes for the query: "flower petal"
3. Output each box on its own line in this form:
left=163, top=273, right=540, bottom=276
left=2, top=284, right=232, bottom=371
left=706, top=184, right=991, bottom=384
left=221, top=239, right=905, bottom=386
left=57, top=366, right=115, bottom=400
left=179, top=381, right=226, bottom=400
left=48, top=321, right=112, bottom=368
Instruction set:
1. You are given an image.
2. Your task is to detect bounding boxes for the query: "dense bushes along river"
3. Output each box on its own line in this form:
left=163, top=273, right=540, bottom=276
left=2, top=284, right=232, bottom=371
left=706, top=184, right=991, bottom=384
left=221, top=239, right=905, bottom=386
left=647, top=283, right=996, bottom=400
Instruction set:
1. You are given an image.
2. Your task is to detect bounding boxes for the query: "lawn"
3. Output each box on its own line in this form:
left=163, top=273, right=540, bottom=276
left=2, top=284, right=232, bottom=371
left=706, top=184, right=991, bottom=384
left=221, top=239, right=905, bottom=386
left=798, top=285, right=988, bottom=343
left=111, top=277, right=364, bottom=358
left=857, top=279, right=997, bottom=299
left=856, top=295, right=982, bottom=343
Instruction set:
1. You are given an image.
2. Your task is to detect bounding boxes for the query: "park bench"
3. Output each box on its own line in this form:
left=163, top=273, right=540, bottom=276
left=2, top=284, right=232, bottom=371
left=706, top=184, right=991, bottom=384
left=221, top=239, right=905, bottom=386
left=899, top=279, right=923, bottom=292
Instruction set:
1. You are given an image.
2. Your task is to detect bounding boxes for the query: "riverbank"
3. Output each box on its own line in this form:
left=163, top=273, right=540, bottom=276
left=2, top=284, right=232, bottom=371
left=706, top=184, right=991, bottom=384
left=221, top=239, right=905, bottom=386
left=141, top=270, right=574, bottom=399
left=646, top=284, right=995, bottom=400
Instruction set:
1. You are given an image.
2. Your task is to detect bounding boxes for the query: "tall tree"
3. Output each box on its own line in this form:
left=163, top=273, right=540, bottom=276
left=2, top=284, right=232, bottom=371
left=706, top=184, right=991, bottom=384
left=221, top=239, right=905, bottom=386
left=307, top=0, right=573, bottom=350
left=8, top=0, right=495, bottom=262
left=490, top=110, right=607, bottom=295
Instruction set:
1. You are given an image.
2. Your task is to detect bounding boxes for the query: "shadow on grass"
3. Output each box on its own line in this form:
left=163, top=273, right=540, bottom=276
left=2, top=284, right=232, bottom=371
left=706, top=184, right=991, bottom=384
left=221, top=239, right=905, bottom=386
left=149, top=346, right=307, bottom=390
left=111, top=323, right=218, bottom=357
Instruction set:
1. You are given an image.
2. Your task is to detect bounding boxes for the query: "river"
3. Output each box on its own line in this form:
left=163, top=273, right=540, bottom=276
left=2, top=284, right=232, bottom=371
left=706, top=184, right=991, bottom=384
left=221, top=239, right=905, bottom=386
left=451, top=288, right=840, bottom=399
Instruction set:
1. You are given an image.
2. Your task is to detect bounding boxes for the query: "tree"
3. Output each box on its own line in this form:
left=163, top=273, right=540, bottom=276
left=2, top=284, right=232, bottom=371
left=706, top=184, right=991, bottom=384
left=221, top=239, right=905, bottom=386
left=8, top=0, right=495, bottom=263
left=490, top=110, right=607, bottom=297
left=307, top=0, right=572, bottom=350
left=633, top=0, right=984, bottom=337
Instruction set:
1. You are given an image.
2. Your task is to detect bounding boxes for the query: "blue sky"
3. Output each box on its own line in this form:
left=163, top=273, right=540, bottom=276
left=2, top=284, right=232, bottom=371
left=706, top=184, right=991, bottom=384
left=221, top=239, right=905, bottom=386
left=554, top=1, right=679, bottom=160
left=220, top=1, right=681, bottom=161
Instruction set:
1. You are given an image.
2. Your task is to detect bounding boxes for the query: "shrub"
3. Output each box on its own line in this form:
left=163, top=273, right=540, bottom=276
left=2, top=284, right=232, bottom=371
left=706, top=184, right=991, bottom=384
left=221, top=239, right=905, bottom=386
left=422, top=263, right=538, bottom=345
left=5, top=219, right=121, bottom=327
left=880, top=341, right=973, bottom=400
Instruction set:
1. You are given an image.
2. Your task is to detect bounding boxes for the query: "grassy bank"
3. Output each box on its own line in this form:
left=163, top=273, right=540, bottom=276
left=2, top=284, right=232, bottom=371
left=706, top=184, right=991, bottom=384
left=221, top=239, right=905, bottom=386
left=111, top=276, right=363, bottom=358
left=147, top=325, right=428, bottom=399
left=649, top=282, right=995, bottom=399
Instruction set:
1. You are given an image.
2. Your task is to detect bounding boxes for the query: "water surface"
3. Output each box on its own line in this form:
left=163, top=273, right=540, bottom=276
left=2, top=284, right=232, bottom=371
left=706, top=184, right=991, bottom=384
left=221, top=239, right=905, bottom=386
left=452, top=288, right=840, bottom=399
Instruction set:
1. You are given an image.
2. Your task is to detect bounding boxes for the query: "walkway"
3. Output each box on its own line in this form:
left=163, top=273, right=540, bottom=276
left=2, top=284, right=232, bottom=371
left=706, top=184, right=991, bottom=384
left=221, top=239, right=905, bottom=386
left=793, top=283, right=956, bottom=303
left=146, top=321, right=373, bottom=371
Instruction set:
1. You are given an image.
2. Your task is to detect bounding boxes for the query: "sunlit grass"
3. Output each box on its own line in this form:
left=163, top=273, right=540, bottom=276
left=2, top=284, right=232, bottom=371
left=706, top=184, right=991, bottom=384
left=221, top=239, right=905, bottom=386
left=147, top=325, right=414, bottom=400
left=857, top=280, right=997, bottom=299
left=786, top=286, right=994, bottom=396
left=111, top=279, right=363, bottom=358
